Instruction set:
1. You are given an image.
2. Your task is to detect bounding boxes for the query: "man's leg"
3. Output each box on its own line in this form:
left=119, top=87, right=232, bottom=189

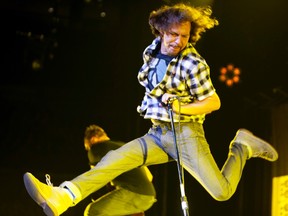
left=84, top=188, right=156, bottom=216
left=150, top=122, right=278, bottom=201
left=23, top=134, right=167, bottom=216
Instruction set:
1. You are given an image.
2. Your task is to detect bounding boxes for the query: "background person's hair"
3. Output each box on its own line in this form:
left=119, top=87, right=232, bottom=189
left=84, top=124, right=107, bottom=140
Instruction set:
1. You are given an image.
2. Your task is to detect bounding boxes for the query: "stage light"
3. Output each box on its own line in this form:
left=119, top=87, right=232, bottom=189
left=219, top=63, right=241, bottom=87
left=31, top=59, right=42, bottom=71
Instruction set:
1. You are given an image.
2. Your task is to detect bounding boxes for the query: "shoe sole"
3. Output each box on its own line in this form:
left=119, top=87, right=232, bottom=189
left=23, top=172, right=59, bottom=216
left=237, top=129, right=278, bottom=162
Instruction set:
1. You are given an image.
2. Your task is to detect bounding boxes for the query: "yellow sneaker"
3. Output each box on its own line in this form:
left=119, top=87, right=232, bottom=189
left=23, top=172, right=73, bottom=216
left=232, top=129, right=278, bottom=162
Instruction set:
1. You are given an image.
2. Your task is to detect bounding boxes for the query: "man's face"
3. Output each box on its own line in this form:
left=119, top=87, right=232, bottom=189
left=160, top=21, right=191, bottom=57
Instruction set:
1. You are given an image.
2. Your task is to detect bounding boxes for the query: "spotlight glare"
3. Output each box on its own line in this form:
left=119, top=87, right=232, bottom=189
left=226, top=79, right=233, bottom=86
left=234, top=68, right=241, bottom=75
left=233, top=76, right=240, bottom=83
left=219, top=74, right=226, bottom=82
left=220, top=67, right=227, bottom=74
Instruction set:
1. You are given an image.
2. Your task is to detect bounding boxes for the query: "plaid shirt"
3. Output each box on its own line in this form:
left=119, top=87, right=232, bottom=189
left=137, top=37, right=216, bottom=124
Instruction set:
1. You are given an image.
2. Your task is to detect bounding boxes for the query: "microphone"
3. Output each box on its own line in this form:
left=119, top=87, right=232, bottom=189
left=162, top=95, right=194, bottom=107
left=167, top=96, right=179, bottom=104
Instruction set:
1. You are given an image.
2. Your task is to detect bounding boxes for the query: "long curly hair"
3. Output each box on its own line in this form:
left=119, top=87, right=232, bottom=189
left=149, top=3, right=219, bottom=44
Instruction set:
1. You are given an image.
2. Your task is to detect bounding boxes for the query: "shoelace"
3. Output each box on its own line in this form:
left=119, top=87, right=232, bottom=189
left=45, top=174, right=53, bottom=186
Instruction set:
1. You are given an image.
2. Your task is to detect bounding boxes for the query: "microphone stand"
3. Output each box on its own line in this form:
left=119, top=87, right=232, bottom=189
left=167, top=100, right=190, bottom=216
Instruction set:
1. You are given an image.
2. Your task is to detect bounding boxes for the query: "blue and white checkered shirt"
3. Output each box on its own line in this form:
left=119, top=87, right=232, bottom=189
left=137, top=37, right=216, bottom=124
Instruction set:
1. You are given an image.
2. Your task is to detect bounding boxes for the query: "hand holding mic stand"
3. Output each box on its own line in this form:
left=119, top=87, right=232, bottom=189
left=167, top=97, right=190, bottom=216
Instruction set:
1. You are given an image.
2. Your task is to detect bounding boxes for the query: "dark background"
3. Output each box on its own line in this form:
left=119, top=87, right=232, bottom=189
left=1, top=0, right=287, bottom=215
